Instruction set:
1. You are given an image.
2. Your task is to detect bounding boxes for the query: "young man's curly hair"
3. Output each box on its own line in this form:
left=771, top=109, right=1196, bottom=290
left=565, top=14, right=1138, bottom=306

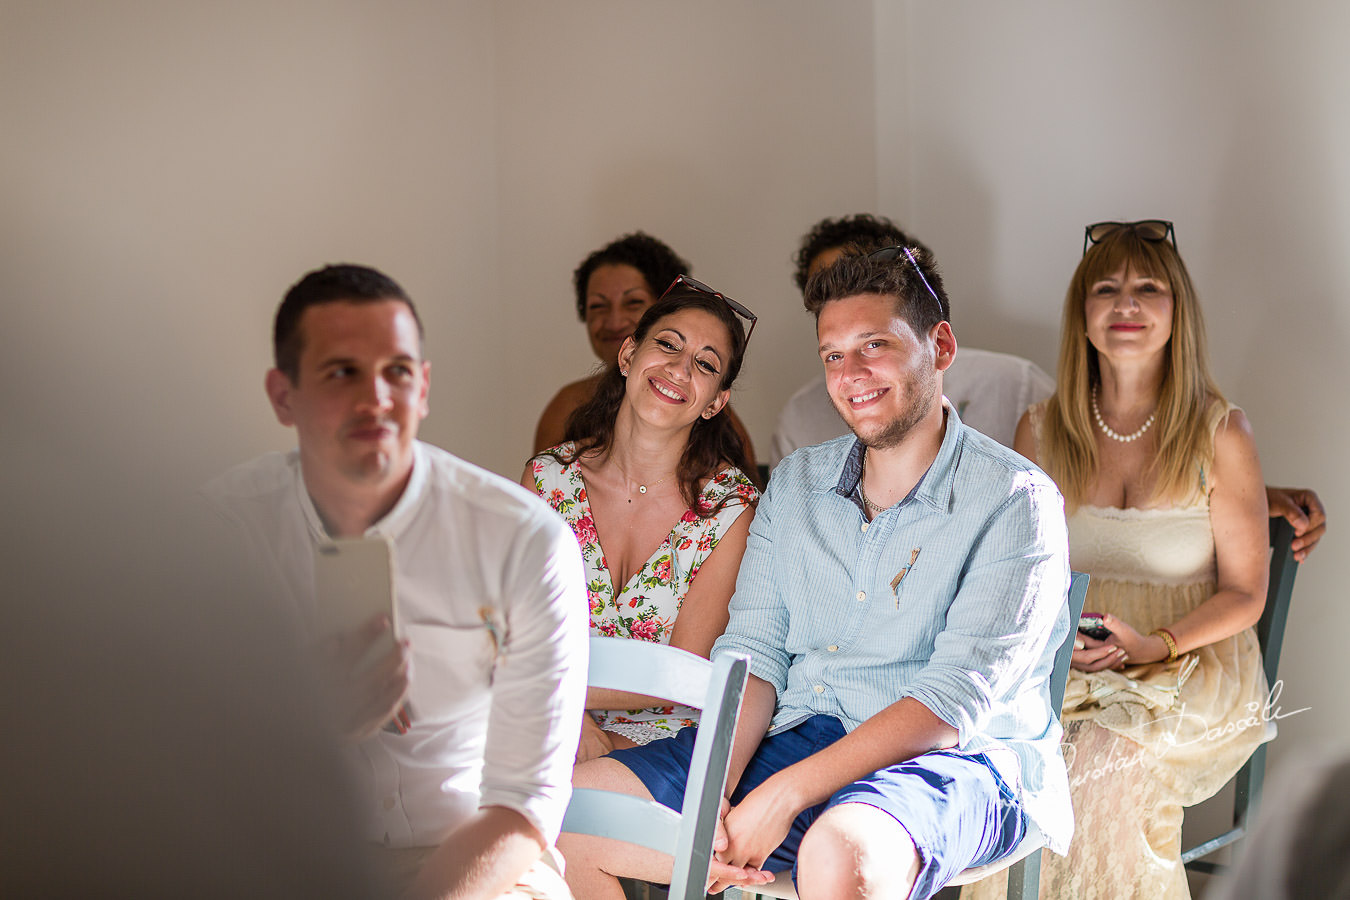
left=792, top=214, right=932, bottom=293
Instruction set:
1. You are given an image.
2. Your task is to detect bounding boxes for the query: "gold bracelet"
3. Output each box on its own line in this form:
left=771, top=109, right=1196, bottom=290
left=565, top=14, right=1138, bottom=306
left=1152, top=628, right=1179, bottom=663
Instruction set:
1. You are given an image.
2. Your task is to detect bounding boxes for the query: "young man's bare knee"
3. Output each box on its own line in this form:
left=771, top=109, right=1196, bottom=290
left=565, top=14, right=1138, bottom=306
left=796, top=803, right=920, bottom=900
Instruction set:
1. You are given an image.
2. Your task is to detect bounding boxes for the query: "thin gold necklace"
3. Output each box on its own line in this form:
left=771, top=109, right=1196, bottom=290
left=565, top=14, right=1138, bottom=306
left=614, top=459, right=676, bottom=503
left=858, top=452, right=888, bottom=514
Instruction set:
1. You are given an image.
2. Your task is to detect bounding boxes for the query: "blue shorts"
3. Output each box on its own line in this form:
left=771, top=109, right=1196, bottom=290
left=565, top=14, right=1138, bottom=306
left=607, top=714, right=1026, bottom=899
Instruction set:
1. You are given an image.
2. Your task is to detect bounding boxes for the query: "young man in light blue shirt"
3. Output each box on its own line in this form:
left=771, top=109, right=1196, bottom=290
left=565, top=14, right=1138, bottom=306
left=561, top=247, right=1073, bottom=900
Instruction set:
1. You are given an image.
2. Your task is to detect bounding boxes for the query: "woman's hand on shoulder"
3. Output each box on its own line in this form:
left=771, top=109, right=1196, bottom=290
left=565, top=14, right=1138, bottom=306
left=1266, top=485, right=1326, bottom=563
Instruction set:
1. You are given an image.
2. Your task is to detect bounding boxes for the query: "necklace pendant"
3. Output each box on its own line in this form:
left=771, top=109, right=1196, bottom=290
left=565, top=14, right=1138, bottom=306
left=638, top=484, right=647, bottom=494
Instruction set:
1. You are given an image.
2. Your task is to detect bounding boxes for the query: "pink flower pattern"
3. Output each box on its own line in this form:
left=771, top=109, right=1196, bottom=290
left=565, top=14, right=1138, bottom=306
left=531, top=444, right=758, bottom=739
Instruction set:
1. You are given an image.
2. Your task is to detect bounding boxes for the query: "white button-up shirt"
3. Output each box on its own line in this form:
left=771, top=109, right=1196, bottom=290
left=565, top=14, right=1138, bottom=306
left=204, top=441, right=587, bottom=847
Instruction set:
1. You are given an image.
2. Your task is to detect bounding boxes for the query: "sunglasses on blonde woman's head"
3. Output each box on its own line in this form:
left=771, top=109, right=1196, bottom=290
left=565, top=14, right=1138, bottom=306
left=1082, top=220, right=1177, bottom=256
left=866, top=245, right=948, bottom=320
left=659, top=274, right=757, bottom=345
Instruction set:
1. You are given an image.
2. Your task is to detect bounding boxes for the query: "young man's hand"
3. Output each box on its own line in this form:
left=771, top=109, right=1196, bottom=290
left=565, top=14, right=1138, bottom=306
left=706, top=797, right=775, bottom=893
left=708, top=777, right=799, bottom=891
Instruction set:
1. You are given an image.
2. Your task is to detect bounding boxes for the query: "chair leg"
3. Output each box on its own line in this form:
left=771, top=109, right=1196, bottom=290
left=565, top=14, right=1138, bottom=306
left=1005, top=849, right=1041, bottom=900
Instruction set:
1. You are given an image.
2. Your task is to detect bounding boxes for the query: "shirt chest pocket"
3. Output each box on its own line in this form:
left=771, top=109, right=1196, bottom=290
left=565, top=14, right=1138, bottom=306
left=875, top=553, right=952, bottom=652
left=403, top=622, right=497, bottom=724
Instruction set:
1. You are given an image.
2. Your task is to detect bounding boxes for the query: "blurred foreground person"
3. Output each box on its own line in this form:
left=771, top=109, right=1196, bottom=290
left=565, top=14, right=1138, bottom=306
left=203, top=264, right=588, bottom=899
left=2, top=444, right=378, bottom=898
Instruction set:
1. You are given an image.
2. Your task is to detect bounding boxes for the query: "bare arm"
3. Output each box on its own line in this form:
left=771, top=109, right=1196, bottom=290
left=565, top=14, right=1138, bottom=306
left=408, top=806, right=544, bottom=900
left=533, top=379, right=595, bottom=455
left=725, top=673, right=777, bottom=794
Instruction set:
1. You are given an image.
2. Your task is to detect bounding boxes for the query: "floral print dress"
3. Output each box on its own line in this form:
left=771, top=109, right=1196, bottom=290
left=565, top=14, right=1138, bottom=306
left=530, top=444, right=759, bottom=743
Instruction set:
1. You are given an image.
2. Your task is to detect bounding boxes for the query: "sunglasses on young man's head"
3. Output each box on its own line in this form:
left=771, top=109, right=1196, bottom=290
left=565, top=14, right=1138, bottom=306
left=1082, top=220, right=1177, bottom=256
left=659, top=274, right=757, bottom=345
left=866, top=245, right=947, bottom=320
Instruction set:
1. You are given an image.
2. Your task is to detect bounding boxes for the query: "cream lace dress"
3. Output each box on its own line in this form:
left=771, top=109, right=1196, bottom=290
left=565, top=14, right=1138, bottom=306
left=964, top=402, right=1268, bottom=900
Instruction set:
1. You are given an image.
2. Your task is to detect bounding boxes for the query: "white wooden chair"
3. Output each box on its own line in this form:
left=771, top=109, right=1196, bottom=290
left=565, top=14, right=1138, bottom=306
left=561, top=636, right=750, bottom=900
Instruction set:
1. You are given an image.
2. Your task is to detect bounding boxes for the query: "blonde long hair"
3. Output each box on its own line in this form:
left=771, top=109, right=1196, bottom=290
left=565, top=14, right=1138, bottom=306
left=1042, top=227, right=1224, bottom=508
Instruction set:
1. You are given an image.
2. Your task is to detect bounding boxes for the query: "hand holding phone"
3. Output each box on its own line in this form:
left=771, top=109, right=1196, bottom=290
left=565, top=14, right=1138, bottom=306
left=312, top=537, right=412, bottom=737
left=1077, top=612, right=1111, bottom=641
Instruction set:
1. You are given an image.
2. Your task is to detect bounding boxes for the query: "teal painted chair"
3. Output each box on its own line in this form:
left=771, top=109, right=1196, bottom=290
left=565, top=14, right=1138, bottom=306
left=1181, top=516, right=1301, bottom=873
left=561, top=636, right=750, bottom=900
left=731, top=570, right=1090, bottom=900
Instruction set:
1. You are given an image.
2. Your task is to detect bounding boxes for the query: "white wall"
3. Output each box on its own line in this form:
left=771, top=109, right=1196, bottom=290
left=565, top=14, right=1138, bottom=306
left=1, top=0, right=502, bottom=493
left=491, top=0, right=877, bottom=471
left=1, top=0, right=877, bottom=487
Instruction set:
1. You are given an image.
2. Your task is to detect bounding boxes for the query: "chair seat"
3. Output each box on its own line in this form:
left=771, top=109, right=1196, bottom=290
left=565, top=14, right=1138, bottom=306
left=947, top=822, right=1044, bottom=886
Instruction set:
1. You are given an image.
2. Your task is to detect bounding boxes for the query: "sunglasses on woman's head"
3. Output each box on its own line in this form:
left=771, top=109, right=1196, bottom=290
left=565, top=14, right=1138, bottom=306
left=866, top=245, right=947, bottom=320
left=659, top=274, right=757, bottom=345
left=1082, top=220, right=1177, bottom=256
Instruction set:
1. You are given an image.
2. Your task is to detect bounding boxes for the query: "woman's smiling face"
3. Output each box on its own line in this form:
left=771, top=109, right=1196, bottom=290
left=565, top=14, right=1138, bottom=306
left=583, top=263, right=656, bottom=364
left=1084, top=263, right=1174, bottom=365
left=618, top=307, right=732, bottom=427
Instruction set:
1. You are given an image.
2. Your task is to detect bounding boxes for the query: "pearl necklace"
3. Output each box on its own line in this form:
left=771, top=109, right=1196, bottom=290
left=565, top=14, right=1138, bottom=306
left=1091, top=388, right=1156, bottom=443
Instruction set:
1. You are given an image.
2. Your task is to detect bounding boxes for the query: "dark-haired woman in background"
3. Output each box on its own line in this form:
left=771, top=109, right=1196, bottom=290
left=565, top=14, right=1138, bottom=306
left=532, top=232, right=756, bottom=469
left=525, top=280, right=759, bottom=762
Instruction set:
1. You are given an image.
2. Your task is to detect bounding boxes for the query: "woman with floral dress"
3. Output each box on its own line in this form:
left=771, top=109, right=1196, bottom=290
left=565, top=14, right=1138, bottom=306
left=525, top=278, right=759, bottom=762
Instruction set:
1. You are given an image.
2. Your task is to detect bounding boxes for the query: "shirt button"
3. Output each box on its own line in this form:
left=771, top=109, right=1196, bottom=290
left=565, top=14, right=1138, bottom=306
left=860, top=522, right=869, bottom=533
left=827, top=645, right=838, bottom=652
left=814, top=685, right=824, bottom=694
left=382, top=797, right=396, bottom=811
left=856, top=590, right=866, bottom=602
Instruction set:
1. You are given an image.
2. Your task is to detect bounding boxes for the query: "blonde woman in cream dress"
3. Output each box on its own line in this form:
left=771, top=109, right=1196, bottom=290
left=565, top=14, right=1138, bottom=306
left=964, top=221, right=1269, bottom=900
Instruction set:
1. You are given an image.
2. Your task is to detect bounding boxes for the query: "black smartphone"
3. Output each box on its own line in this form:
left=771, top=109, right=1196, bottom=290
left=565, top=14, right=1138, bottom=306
left=1077, top=613, right=1111, bottom=641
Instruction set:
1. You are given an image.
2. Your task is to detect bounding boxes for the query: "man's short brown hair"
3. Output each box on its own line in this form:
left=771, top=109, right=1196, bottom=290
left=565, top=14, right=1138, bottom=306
left=802, top=247, right=950, bottom=337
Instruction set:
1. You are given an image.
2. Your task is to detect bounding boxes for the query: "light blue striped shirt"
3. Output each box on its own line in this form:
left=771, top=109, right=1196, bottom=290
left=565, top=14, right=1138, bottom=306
left=713, top=406, right=1074, bottom=853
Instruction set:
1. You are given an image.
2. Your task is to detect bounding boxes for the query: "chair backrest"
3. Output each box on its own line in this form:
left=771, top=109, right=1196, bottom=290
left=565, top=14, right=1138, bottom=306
left=1258, top=517, right=1300, bottom=683
left=1053, top=571, right=1091, bottom=714
left=561, top=637, right=750, bottom=900
left=1179, top=515, right=1302, bottom=873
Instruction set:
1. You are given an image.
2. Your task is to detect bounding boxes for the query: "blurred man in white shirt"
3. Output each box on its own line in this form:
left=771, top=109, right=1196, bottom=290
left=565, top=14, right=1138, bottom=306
left=205, top=264, right=587, bottom=900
